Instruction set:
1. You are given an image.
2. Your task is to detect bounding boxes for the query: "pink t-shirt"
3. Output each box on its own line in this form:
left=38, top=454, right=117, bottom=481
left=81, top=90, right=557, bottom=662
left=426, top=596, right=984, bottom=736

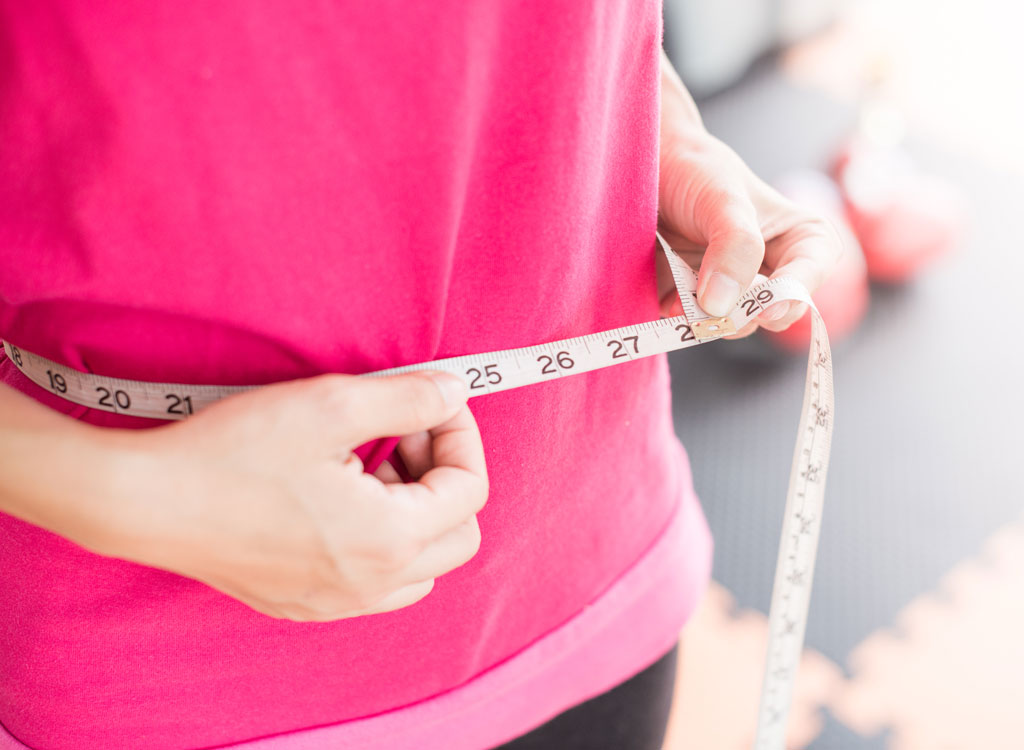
left=0, top=2, right=713, bottom=748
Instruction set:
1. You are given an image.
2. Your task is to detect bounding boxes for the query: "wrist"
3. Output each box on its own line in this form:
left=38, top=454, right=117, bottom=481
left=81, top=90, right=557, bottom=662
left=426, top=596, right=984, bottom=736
left=659, top=49, right=709, bottom=153
left=77, top=425, right=187, bottom=565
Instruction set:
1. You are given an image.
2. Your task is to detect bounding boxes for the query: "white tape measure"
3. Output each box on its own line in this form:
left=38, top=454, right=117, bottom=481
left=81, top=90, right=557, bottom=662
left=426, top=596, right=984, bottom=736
left=2, top=235, right=832, bottom=749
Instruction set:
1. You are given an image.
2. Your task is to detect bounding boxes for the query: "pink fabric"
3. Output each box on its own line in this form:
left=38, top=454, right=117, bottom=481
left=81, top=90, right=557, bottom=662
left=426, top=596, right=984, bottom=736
left=0, top=453, right=711, bottom=750
left=0, top=2, right=713, bottom=748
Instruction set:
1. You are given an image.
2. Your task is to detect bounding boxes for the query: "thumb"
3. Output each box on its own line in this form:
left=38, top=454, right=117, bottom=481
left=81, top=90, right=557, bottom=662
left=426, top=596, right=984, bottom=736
left=696, top=195, right=765, bottom=317
left=320, top=371, right=469, bottom=446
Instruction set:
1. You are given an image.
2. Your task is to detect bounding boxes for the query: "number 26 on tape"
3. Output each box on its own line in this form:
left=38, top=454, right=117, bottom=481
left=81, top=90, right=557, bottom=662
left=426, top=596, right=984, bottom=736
left=537, top=352, right=574, bottom=376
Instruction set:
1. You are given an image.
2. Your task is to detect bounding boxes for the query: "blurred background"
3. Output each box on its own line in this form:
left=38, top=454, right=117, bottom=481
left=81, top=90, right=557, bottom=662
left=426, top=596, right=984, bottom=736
left=658, top=0, right=1024, bottom=748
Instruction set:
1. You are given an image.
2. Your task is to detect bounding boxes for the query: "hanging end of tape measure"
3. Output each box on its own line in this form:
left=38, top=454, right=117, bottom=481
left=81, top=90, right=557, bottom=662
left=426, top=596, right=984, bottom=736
left=692, top=317, right=736, bottom=341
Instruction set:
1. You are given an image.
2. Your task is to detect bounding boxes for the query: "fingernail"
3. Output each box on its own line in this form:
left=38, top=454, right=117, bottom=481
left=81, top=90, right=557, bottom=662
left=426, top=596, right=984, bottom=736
left=760, top=301, right=790, bottom=322
left=699, top=272, right=741, bottom=317
left=426, top=372, right=468, bottom=408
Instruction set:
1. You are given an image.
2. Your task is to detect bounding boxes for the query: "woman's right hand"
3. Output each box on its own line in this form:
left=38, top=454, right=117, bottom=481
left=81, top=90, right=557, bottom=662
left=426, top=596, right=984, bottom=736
left=98, top=371, right=488, bottom=622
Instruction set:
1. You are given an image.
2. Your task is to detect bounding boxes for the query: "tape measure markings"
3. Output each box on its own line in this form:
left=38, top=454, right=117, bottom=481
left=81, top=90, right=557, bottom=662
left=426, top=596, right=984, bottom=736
left=0, top=236, right=832, bottom=750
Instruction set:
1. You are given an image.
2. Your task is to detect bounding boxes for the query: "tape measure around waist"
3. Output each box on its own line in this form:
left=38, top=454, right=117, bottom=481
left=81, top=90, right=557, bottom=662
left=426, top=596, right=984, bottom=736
left=1, top=234, right=833, bottom=750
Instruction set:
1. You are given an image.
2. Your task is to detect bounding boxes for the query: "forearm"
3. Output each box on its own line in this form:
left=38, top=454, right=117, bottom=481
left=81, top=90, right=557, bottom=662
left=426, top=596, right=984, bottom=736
left=0, top=382, right=148, bottom=555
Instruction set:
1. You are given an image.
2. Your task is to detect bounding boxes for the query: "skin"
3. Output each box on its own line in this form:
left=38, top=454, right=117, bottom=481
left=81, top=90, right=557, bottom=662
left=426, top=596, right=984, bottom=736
left=656, top=51, right=842, bottom=338
left=0, top=371, right=486, bottom=622
left=0, top=53, right=839, bottom=622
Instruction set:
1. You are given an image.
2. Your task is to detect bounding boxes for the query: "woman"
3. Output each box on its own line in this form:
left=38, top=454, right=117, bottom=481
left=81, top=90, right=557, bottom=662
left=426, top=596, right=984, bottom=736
left=0, top=2, right=839, bottom=748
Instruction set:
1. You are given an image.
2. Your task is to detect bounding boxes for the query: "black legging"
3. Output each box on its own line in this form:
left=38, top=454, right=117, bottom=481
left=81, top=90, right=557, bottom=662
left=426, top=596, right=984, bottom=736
left=493, top=643, right=678, bottom=750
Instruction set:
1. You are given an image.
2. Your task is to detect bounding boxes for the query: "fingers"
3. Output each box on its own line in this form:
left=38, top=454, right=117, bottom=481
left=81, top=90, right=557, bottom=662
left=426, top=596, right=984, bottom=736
left=325, top=399, right=485, bottom=620
left=724, top=319, right=760, bottom=341
left=387, top=405, right=489, bottom=540
left=373, top=460, right=402, bottom=484
left=417, top=405, right=488, bottom=501
left=757, top=216, right=842, bottom=332
left=401, top=517, right=482, bottom=584
left=275, top=580, right=438, bottom=622
left=724, top=271, right=769, bottom=339
left=696, top=206, right=839, bottom=334
left=272, top=518, right=483, bottom=622
left=337, top=580, right=436, bottom=618
left=696, top=194, right=765, bottom=317
left=757, top=301, right=810, bottom=333
left=319, top=371, right=469, bottom=446
left=767, top=230, right=840, bottom=296
left=396, top=430, right=433, bottom=479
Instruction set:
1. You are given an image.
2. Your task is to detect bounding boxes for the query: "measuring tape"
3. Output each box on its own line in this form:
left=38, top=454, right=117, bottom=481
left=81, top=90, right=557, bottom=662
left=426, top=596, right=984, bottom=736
left=2, top=235, right=832, bottom=749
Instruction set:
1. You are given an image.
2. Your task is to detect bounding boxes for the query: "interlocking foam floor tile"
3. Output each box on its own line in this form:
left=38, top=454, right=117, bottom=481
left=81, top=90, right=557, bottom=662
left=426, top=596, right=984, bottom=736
left=829, top=522, right=1024, bottom=750
left=664, top=581, right=845, bottom=750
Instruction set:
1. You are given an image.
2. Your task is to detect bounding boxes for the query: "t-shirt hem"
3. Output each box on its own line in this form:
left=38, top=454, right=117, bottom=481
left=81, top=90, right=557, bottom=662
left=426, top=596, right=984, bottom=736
left=0, top=460, right=712, bottom=750
left=230, top=477, right=710, bottom=750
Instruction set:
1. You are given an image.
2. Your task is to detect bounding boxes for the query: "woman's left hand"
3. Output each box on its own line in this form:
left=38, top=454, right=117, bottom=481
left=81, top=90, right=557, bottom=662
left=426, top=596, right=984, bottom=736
left=656, top=53, right=843, bottom=338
